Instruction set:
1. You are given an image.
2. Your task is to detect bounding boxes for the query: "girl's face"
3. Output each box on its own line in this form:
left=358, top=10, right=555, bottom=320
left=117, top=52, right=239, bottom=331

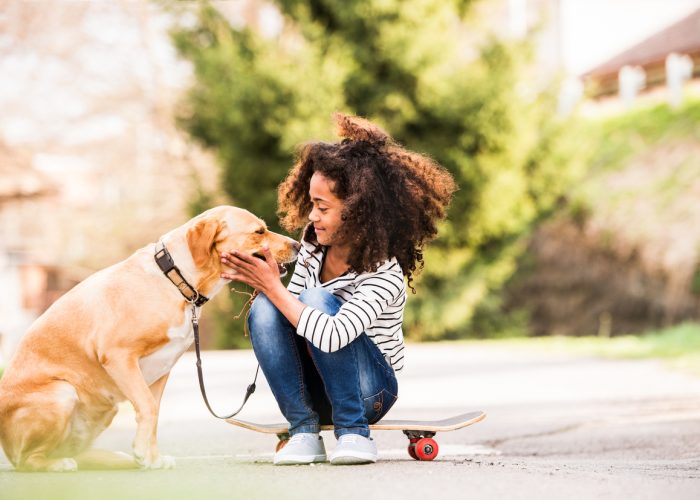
left=308, top=172, right=345, bottom=247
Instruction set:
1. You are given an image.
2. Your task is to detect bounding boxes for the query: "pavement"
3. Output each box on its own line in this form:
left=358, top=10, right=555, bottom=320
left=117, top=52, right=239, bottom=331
left=1, top=342, right=699, bottom=499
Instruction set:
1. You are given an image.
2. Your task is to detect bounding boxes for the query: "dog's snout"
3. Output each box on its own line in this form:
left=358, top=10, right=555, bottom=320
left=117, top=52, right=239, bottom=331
left=292, top=241, right=301, bottom=252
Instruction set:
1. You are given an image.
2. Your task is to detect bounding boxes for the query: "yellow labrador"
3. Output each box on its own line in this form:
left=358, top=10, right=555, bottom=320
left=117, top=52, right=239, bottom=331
left=0, top=206, right=298, bottom=471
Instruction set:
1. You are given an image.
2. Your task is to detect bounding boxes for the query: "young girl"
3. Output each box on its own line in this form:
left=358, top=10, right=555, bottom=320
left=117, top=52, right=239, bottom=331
left=220, top=113, right=455, bottom=465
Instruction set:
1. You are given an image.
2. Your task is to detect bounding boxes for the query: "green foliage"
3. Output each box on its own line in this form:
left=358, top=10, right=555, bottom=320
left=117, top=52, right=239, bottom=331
left=171, top=4, right=346, bottom=230
left=171, top=0, right=579, bottom=344
left=575, top=98, right=700, bottom=176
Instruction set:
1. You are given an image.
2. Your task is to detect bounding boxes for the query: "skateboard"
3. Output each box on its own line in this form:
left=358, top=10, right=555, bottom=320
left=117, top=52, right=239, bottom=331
left=227, top=410, right=486, bottom=461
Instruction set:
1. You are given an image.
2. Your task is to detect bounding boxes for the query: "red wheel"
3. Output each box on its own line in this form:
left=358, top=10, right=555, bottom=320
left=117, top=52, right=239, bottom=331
left=414, top=438, right=438, bottom=461
left=276, top=438, right=289, bottom=452
left=407, top=438, right=419, bottom=460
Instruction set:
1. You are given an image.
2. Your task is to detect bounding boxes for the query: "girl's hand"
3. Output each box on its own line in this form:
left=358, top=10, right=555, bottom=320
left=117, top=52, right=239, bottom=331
left=220, top=246, right=281, bottom=294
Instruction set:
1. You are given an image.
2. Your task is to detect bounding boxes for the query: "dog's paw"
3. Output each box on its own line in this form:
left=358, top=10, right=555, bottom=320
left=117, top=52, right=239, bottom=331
left=140, top=454, right=176, bottom=470
left=47, top=458, right=78, bottom=472
left=136, top=452, right=176, bottom=470
left=157, top=455, right=176, bottom=469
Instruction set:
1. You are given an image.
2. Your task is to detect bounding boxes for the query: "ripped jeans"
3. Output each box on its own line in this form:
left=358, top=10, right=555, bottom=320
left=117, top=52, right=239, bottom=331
left=247, top=287, right=399, bottom=438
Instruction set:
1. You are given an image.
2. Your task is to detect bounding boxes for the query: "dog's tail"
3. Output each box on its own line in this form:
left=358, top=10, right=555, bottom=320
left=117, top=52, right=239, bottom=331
left=74, top=449, right=140, bottom=470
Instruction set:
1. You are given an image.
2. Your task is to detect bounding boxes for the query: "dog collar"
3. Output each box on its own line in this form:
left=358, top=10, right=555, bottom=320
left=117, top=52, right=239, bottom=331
left=154, top=241, right=209, bottom=307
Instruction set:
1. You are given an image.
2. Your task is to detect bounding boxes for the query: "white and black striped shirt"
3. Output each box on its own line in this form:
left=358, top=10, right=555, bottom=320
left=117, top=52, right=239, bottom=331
left=288, top=239, right=406, bottom=372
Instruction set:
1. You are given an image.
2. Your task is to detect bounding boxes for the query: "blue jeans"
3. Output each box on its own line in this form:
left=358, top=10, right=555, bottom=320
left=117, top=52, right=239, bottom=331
left=247, top=287, right=399, bottom=438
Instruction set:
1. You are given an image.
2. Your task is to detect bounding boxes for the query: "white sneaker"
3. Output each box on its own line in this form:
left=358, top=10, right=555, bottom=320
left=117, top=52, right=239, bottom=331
left=273, top=433, right=327, bottom=465
left=329, top=434, right=378, bottom=465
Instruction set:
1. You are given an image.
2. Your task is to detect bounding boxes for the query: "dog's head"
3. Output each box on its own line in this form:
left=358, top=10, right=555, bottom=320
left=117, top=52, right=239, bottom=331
left=186, top=206, right=299, bottom=275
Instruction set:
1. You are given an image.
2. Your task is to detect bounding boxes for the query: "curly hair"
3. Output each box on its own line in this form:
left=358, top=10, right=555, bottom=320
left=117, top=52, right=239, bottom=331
left=278, top=113, right=457, bottom=292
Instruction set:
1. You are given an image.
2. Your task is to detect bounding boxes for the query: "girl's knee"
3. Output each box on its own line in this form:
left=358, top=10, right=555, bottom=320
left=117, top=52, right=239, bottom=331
left=250, top=293, right=272, bottom=315
left=298, top=288, right=340, bottom=314
left=248, top=294, right=283, bottom=330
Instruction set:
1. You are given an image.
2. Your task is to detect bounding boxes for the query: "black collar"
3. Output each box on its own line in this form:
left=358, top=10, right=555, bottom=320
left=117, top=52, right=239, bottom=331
left=154, top=241, right=209, bottom=307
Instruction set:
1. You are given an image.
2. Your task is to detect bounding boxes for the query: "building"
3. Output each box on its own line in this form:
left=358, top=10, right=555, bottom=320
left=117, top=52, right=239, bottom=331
left=0, top=141, right=83, bottom=363
left=582, top=7, right=700, bottom=99
left=0, top=1, right=220, bottom=362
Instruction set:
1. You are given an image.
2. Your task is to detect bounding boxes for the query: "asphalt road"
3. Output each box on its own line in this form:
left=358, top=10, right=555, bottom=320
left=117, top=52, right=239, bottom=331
left=1, top=342, right=699, bottom=499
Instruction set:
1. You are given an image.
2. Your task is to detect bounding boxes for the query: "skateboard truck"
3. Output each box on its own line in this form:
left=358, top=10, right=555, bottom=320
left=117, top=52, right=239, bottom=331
left=275, top=432, right=291, bottom=452
left=403, top=430, right=438, bottom=461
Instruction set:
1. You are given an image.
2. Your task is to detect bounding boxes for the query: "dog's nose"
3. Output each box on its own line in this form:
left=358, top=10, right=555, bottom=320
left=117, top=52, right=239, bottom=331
left=293, top=241, right=301, bottom=252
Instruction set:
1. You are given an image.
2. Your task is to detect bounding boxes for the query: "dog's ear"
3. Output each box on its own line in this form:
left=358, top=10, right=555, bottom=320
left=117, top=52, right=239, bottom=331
left=187, top=218, right=222, bottom=268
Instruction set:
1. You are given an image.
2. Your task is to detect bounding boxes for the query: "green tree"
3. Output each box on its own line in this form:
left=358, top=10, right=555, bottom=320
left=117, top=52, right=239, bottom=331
left=171, top=0, right=577, bottom=344
left=172, top=4, right=347, bottom=230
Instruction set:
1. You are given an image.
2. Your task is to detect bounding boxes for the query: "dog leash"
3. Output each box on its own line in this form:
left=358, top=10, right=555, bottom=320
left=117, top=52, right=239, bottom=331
left=154, top=241, right=260, bottom=419
left=191, top=301, right=260, bottom=419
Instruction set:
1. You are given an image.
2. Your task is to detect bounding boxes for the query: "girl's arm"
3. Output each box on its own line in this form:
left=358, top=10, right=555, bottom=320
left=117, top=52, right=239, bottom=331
left=221, top=248, right=405, bottom=352
left=295, top=269, right=405, bottom=352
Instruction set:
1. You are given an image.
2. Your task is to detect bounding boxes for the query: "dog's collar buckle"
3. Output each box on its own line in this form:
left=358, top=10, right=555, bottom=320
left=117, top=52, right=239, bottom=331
left=154, top=242, right=209, bottom=307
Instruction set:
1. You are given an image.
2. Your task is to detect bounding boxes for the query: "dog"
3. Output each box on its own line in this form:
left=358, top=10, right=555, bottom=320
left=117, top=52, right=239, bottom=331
left=0, top=206, right=299, bottom=471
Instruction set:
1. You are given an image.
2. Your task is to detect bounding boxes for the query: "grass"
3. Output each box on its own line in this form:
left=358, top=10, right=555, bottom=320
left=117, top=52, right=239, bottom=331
left=578, top=98, right=700, bottom=174
left=483, top=322, right=700, bottom=376
left=568, top=96, right=700, bottom=216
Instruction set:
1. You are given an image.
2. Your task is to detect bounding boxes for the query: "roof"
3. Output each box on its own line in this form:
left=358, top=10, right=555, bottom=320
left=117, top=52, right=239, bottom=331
left=583, top=7, right=700, bottom=79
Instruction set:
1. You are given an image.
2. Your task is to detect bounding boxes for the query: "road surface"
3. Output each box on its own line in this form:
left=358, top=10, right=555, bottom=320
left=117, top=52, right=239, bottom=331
left=1, top=342, right=699, bottom=499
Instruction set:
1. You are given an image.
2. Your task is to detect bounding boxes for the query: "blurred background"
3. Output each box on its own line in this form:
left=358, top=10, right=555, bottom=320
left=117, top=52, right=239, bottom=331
left=1, top=0, right=700, bottom=370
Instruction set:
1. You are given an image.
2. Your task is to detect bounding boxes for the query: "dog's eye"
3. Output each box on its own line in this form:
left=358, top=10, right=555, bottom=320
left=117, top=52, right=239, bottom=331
left=255, top=228, right=266, bottom=235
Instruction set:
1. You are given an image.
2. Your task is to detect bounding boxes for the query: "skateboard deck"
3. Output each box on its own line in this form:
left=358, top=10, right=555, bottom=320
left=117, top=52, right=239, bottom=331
left=227, top=410, right=486, bottom=461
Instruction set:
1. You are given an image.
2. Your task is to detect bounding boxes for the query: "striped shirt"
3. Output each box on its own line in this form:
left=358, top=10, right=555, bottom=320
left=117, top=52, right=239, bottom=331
left=288, top=238, right=407, bottom=372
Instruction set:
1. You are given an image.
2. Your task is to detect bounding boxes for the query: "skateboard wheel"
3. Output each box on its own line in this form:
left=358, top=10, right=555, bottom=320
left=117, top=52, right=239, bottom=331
left=276, top=438, right=289, bottom=452
left=414, top=438, right=438, bottom=461
left=408, top=438, right=419, bottom=460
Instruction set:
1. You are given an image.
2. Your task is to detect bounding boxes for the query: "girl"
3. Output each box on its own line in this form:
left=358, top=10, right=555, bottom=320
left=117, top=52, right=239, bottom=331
left=220, top=113, right=455, bottom=465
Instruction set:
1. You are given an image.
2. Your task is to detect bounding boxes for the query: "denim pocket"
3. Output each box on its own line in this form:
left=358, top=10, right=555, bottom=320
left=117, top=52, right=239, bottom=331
left=363, top=389, right=398, bottom=424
